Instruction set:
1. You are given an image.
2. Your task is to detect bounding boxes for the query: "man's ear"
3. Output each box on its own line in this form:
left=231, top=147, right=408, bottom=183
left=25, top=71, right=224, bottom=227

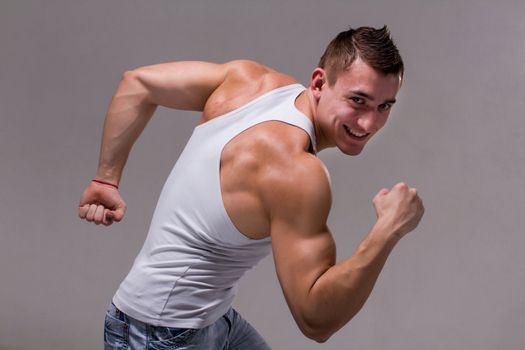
left=310, top=68, right=326, bottom=99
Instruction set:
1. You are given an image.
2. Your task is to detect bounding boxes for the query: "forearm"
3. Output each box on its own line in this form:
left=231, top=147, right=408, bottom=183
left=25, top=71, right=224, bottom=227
left=305, top=221, right=400, bottom=339
left=96, top=71, right=157, bottom=183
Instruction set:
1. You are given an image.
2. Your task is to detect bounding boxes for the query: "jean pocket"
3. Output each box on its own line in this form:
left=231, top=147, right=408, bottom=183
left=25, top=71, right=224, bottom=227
left=104, top=313, right=129, bottom=349
left=148, top=326, right=199, bottom=350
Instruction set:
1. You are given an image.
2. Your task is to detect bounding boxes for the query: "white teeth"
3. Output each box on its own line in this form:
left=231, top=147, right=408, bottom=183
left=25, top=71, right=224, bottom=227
left=350, top=129, right=366, bottom=137
left=345, top=125, right=367, bottom=138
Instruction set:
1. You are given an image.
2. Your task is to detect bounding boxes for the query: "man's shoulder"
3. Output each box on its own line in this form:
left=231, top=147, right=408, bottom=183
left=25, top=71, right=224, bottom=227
left=252, top=131, right=331, bottom=210
left=202, top=61, right=298, bottom=121
left=260, top=146, right=332, bottom=223
left=222, top=60, right=300, bottom=99
left=228, top=119, right=330, bottom=193
left=271, top=149, right=331, bottom=196
left=224, top=59, right=296, bottom=85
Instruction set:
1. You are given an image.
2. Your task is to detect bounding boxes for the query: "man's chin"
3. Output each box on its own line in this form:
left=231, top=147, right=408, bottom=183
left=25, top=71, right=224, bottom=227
left=339, top=145, right=364, bottom=156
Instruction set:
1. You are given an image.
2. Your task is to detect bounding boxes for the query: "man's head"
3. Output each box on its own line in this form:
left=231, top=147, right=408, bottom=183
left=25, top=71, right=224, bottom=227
left=310, top=26, right=404, bottom=155
left=318, top=26, right=404, bottom=86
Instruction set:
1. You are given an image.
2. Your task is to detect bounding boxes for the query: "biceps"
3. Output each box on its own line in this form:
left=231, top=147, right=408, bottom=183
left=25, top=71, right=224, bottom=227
left=272, top=223, right=336, bottom=309
left=133, top=61, right=228, bottom=110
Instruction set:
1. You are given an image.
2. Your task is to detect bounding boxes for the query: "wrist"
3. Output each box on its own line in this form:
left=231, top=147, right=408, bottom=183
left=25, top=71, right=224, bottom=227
left=370, top=219, right=402, bottom=246
left=95, top=168, right=121, bottom=186
left=92, top=178, right=119, bottom=190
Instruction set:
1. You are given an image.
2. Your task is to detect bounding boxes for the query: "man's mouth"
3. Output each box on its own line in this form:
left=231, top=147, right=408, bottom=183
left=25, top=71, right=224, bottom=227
left=343, top=125, right=369, bottom=139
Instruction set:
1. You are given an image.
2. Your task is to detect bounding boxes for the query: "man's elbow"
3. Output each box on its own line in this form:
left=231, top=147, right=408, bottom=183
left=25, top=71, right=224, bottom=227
left=298, top=318, right=335, bottom=343
left=121, top=69, right=142, bottom=85
left=118, top=69, right=154, bottom=105
left=304, top=330, right=332, bottom=343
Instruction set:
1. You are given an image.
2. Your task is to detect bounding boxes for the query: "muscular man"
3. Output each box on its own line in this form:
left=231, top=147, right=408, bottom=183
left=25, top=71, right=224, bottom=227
left=79, top=26, right=424, bottom=349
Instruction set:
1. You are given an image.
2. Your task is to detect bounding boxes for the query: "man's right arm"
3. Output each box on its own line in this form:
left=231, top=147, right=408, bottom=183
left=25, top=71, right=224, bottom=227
left=96, top=61, right=233, bottom=185
left=78, top=61, right=235, bottom=225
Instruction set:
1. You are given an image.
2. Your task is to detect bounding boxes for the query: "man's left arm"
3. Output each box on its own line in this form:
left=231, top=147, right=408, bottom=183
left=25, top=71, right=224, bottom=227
left=264, top=158, right=424, bottom=342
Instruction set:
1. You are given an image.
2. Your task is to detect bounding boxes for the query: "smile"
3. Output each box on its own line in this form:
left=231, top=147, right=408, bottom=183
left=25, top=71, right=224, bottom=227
left=343, top=125, right=369, bottom=139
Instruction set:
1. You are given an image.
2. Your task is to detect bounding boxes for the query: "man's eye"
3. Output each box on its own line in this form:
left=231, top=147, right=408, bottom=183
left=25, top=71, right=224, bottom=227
left=349, top=96, right=364, bottom=104
left=379, top=103, right=392, bottom=111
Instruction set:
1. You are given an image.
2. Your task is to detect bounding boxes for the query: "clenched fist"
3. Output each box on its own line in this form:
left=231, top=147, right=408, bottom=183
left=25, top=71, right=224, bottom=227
left=78, top=181, right=127, bottom=226
left=373, top=182, right=424, bottom=239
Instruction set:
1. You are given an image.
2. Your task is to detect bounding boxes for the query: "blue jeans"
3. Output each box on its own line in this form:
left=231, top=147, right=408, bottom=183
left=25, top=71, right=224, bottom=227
left=104, top=303, right=272, bottom=349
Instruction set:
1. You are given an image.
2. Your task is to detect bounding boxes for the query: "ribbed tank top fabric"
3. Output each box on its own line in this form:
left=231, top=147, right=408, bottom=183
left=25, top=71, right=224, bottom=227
left=112, top=84, right=316, bottom=328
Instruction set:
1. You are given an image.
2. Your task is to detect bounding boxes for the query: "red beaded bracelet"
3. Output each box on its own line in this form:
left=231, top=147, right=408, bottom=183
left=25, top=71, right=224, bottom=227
left=92, top=179, right=119, bottom=190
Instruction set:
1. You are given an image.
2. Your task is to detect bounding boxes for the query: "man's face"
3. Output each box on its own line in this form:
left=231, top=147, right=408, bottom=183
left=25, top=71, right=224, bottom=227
left=313, top=57, right=401, bottom=155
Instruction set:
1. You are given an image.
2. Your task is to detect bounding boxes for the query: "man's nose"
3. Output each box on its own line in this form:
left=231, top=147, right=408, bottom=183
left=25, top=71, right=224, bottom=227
left=357, top=111, right=380, bottom=133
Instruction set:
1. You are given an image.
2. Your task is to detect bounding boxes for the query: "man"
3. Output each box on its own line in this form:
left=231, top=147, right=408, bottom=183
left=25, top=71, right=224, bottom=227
left=79, top=26, right=424, bottom=349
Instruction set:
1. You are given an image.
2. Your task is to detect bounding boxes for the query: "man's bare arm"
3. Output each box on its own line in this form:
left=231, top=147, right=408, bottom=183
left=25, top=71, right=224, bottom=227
left=265, top=158, right=424, bottom=342
left=96, top=61, right=233, bottom=184
left=79, top=61, right=244, bottom=225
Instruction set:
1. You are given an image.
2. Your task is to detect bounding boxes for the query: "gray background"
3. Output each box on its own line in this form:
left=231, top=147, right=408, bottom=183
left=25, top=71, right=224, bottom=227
left=1, top=0, right=524, bottom=349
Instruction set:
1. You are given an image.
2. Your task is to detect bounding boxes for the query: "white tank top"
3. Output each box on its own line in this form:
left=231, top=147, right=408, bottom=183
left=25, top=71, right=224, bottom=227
left=112, top=84, right=316, bottom=328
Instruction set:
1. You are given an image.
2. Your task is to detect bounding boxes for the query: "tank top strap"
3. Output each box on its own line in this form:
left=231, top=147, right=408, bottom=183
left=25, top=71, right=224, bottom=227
left=193, top=84, right=317, bottom=153
left=236, top=84, right=317, bottom=153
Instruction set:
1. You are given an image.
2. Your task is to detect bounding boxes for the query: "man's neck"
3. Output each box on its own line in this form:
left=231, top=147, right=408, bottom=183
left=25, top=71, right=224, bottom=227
left=295, top=88, right=331, bottom=152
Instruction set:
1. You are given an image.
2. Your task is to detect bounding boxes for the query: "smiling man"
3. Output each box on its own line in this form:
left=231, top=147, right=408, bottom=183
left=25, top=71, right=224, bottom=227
left=79, top=26, right=424, bottom=349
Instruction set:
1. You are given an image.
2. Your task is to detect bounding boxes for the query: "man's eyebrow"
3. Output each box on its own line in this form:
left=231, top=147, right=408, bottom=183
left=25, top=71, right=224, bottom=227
left=351, top=90, right=396, bottom=104
left=352, top=90, right=375, bottom=101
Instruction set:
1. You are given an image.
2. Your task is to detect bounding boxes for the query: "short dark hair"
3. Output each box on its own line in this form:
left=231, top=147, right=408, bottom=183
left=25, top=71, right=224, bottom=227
left=318, top=26, right=404, bottom=84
